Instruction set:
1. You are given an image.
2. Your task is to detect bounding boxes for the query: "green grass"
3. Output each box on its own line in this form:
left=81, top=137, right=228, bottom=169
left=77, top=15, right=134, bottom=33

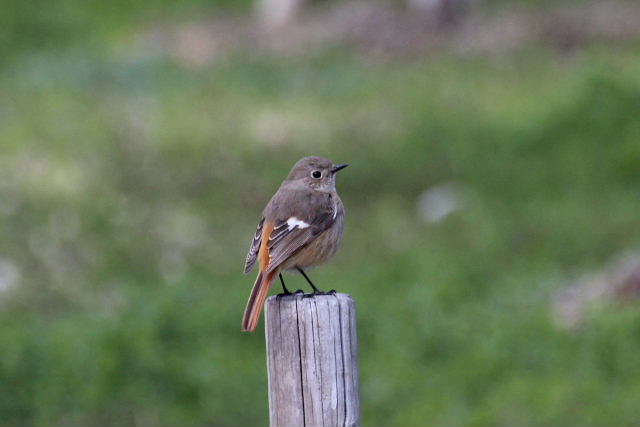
left=1, top=7, right=640, bottom=424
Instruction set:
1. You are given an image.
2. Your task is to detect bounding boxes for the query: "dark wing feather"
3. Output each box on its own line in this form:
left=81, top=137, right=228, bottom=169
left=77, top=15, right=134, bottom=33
left=267, top=219, right=291, bottom=248
left=244, top=217, right=264, bottom=274
left=264, top=210, right=334, bottom=273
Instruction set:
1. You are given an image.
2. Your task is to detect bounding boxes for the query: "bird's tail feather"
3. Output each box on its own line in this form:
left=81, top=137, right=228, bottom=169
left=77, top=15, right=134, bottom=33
left=242, top=270, right=277, bottom=332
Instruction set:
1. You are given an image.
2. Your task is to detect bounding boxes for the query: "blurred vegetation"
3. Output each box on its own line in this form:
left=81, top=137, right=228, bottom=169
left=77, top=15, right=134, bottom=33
left=1, top=0, right=640, bottom=425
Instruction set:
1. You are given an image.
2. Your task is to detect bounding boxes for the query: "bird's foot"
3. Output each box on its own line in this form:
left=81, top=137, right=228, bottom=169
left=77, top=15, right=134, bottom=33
left=303, top=289, right=337, bottom=298
left=276, top=289, right=304, bottom=299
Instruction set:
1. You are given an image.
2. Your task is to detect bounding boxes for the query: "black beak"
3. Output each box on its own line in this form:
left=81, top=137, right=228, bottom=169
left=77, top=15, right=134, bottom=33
left=331, top=163, right=349, bottom=174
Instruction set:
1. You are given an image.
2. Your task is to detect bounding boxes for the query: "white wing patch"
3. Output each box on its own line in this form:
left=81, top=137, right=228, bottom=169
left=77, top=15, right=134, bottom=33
left=287, top=217, right=310, bottom=231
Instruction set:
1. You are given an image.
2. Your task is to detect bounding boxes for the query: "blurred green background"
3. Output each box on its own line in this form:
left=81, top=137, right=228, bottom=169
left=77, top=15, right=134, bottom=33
left=2, top=0, right=640, bottom=425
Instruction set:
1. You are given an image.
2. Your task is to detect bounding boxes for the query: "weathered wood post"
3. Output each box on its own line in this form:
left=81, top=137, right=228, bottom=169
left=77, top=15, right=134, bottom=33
left=265, top=293, right=360, bottom=427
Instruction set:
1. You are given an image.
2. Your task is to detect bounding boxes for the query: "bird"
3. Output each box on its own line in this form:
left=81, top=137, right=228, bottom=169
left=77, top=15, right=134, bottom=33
left=241, top=156, right=348, bottom=332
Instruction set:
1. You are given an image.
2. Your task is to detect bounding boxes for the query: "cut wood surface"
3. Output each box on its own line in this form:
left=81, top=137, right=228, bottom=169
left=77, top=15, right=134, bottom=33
left=265, top=293, right=360, bottom=427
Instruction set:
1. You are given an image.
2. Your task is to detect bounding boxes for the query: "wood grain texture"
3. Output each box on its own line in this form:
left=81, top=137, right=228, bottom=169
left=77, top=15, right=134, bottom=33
left=265, top=293, right=360, bottom=427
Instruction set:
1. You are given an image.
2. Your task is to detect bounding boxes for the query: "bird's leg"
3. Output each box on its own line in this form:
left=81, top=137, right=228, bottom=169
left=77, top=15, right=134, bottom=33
left=279, top=273, right=292, bottom=295
left=297, top=267, right=320, bottom=292
left=276, top=273, right=303, bottom=298
left=297, top=267, right=336, bottom=296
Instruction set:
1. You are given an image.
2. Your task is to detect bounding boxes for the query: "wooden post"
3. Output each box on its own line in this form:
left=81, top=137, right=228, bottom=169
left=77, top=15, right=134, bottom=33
left=265, top=293, right=360, bottom=427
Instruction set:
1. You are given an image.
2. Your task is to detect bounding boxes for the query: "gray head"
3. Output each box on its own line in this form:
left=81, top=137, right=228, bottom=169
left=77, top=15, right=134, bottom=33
left=285, top=156, right=348, bottom=191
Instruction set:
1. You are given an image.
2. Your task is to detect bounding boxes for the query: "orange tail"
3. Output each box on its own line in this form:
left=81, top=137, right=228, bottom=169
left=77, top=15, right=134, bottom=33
left=242, top=270, right=277, bottom=332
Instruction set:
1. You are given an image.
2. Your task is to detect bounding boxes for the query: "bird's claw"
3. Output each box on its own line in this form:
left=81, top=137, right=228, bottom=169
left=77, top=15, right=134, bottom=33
left=302, top=289, right=337, bottom=298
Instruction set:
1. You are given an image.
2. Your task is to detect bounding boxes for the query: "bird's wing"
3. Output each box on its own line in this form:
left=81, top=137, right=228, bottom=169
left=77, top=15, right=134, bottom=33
left=244, top=217, right=264, bottom=274
left=263, top=191, right=336, bottom=273
left=264, top=210, right=335, bottom=273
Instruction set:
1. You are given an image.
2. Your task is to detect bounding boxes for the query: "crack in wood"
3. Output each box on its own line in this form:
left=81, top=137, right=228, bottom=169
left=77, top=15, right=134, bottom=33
left=294, top=296, right=307, bottom=426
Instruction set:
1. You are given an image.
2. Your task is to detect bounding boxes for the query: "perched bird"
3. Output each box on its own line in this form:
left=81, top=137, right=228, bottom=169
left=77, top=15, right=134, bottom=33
left=242, top=156, right=348, bottom=332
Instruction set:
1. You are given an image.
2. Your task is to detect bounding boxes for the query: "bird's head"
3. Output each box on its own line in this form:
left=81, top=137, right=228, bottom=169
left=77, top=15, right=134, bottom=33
left=286, top=156, right=348, bottom=191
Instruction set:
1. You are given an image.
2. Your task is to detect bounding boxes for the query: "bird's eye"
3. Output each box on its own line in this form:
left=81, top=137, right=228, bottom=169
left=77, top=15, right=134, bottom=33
left=311, top=170, right=322, bottom=179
